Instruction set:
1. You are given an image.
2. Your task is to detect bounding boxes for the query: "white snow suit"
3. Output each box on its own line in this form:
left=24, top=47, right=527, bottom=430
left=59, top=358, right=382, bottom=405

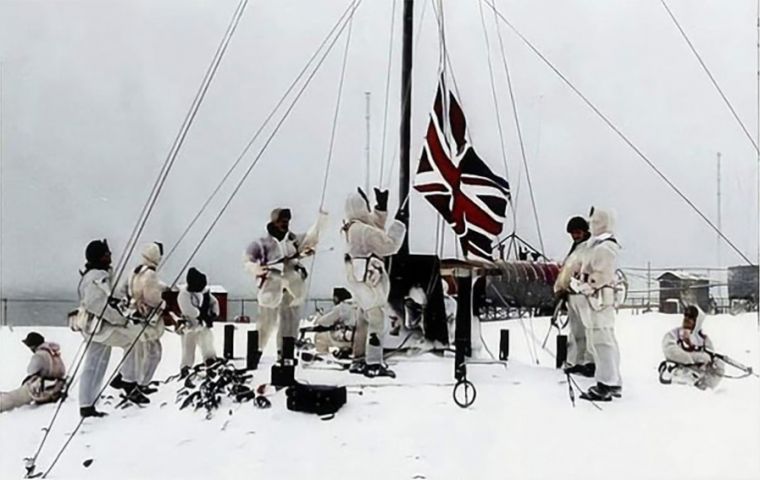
left=577, top=209, right=622, bottom=387
left=177, top=286, right=219, bottom=368
left=342, top=192, right=406, bottom=365
left=127, top=243, right=168, bottom=386
left=0, top=342, right=66, bottom=413
left=554, top=238, right=593, bottom=367
left=244, top=212, right=327, bottom=353
left=661, top=308, right=724, bottom=389
left=313, top=300, right=360, bottom=354
left=77, top=268, right=142, bottom=407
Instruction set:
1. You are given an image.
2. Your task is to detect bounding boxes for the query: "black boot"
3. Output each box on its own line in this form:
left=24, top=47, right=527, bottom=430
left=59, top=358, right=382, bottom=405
left=363, top=363, right=396, bottom=379
left=563, top=364, right=584, bottom=375
left=80, top=406, right=108, bottom=418
left=607, top=384, right=622, bottom=398
left=109, top=373, right=129, bottom=390
left=580, top=383, right=613, bottom=402
left=333, top=348, right=353, bottom=360
left=204, top=357, right=221, bottom=368
left=580, top=363, right=596, bottom=378
left=125, top=384, right=150, bottom=404
left=349, top=359, right=366, bottom=375
left=138, top=384, right=158, bottom=395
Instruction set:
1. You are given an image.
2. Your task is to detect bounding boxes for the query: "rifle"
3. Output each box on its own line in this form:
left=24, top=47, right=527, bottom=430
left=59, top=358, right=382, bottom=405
left=541, top=298, right=567, bottom=349
left=705, top=348, right=758, bottom=378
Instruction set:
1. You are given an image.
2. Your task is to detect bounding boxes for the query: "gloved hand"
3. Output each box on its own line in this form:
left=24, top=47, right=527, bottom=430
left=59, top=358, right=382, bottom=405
left=374, top=187, right=389, bottom=212
left=107, top=296, right=123, bottom=311
left=294, top=263, right=308, bottom=280
left=692, top=351, right=712, bottom=365
left=245, top=261, right=269, bottom=278
left=569, top=277, right=593, bottom=295
left=394, top=207, right=409, bottom=223
left=175, top=319, right=188, bottom=334
left=575, top=282, right=594, bottom=296
left=357, top=187, right=372, bottom=211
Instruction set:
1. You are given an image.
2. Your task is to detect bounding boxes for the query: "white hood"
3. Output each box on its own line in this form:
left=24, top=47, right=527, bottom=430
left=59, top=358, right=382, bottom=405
left=141, top=242, right=162, bottom=267
left=590, top=208, right=615, bottom=237
left=345, top=191, right=372, bottom=224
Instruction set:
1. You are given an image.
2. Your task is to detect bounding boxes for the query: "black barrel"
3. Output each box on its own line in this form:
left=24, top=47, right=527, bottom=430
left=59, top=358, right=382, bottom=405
left=499, top=329, right=510, bottom=361
left=223, top=324, right=234, bottom=359
left=246, top=330, right=260, bottom=370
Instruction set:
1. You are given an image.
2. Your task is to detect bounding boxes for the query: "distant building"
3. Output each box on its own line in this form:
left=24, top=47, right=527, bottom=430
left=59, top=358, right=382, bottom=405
left=657, top=271, right=710, bottom=313
left=727, top=265, right=759, bottom=307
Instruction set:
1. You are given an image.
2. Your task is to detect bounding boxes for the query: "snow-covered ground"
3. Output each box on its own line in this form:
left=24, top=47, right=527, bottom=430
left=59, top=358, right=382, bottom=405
left=1, top=312, right=759, bottom=480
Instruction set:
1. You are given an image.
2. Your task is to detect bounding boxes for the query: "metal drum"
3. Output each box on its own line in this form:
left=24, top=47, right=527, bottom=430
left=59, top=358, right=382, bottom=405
left=476, top=261, right=561, bottom=317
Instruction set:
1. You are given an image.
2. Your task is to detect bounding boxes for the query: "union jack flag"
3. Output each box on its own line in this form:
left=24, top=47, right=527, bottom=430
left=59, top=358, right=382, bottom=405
left=413, top=79, right=511, bottom=262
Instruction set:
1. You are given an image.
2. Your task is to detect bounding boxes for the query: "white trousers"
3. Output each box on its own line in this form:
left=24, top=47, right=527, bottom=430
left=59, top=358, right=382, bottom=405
left=257, top=290, right=302, bottom=353
left=79, top=342, right=111, bottom=407
left=567, top=294, right=593, bottom=366
left=0, top=385, right=33, bottom=413
left=586, top=305, right=622, bottom=387
left=256, top=269, right=307, bottom=353
left=363, top=307, right=386, bottom=365
left=136, top=339, right=162, bottom=386
left=180, top=329, right=217, bottom=368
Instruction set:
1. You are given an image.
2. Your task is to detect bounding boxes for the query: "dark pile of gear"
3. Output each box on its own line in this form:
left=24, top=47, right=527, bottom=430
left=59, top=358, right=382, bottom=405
left=176, top=359, right=270, bottom=418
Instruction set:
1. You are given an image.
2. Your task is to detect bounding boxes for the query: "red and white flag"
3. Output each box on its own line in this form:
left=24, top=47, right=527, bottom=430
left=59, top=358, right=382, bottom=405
left=414, top=78, right=511, bottom=262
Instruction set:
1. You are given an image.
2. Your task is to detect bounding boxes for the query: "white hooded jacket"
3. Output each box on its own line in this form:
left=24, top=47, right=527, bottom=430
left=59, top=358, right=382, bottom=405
left=554, top=238, right=590, bottom=294
left=178, top=285, right=220, bottom=330
left=128, top=242, right=168, bottom=318
left=26, top=342, right=66, bottom=380
left=343, top=192, right=406, bottom=309
left=580, top=208, right=620, bottom=291
left=243, top=212, right=328, bottom=276
left=343, top=193, right=406, bottom=260
left=662, top=308, right=714, bottom=365
left=78, top=268, right=129, bottom=328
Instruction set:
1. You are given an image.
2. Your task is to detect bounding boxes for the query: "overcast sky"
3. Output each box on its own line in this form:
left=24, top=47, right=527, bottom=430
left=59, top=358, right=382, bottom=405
left=0, top=0, right=758, bottom=298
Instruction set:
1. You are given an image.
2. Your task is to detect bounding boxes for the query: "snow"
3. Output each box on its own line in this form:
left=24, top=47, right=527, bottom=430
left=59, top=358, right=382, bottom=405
left=1, top=312, right=759, bottom=480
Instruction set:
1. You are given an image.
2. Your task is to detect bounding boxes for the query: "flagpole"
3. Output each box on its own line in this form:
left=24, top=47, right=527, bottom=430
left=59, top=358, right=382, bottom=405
left=399, top=0, right=413, bottom=255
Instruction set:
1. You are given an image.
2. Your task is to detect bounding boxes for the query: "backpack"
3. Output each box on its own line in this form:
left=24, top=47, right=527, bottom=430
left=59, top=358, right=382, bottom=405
left=285, top=382, right=347, bottom=416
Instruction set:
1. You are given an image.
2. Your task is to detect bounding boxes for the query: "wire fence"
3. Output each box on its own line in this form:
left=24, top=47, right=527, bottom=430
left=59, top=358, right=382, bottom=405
left=1, top=264, right=756, bottom=327
left=0, top=297, right=335, bottom=328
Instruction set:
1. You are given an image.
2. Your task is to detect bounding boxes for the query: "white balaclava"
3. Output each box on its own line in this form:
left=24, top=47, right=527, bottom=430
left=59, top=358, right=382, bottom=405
left=589, top=207, right=615, bottom=237
left=345, top=190, right=372, bottom=224
left=141, top=242, right=163, bottom=267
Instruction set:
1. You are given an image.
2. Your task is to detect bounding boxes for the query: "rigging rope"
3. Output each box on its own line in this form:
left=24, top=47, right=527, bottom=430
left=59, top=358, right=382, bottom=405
left=309, top=1, right=359, bottom=300
left=487, top=0, right=544, bottom=255
left=41, top=2, right=358, bottom=476
left=476, top=0, right=518, bottom=230
left=319, top=9, right=355, bottom=208
left=660, top=0, right=759, bottom=154
left=29, top=2, right=249, bottom=476
left=484, top=0, right=754, bottom=266
left=159, top=0, right=361, bottom=269
left=378, top=0, right=398, bottom=186
left=115, top=0, right=247, bottom=280
left=171, top=0, right=360, bottom=292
